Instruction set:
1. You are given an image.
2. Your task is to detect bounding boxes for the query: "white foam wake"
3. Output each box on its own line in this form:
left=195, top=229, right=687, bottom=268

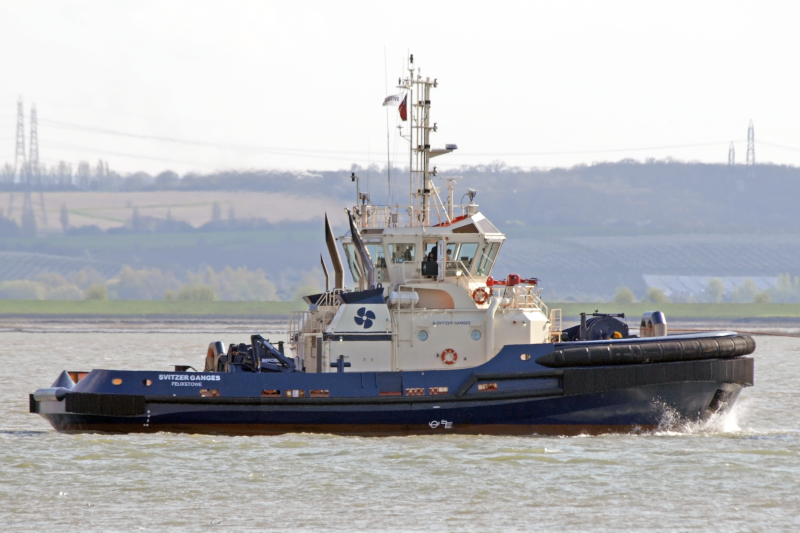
left=652, top=399, right=743, bottom=436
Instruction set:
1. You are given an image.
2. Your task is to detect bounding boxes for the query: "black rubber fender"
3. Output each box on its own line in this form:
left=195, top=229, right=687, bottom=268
left=536, top=335, right=756, bottom=368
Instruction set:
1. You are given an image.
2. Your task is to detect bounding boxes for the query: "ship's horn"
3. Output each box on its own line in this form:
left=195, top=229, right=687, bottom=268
left=320, top=254, right=330, bottom=292
left=345, top=208, right=375, bottom=290
left=325, top=213, right=345, bottom=289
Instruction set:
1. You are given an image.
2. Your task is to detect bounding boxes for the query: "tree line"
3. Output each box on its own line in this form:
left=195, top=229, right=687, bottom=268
left=0, top=265, right=321, bottom=302
left=612, top=274, right=800, bottom=305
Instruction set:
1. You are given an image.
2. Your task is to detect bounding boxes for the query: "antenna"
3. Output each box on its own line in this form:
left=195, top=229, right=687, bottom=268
left=746, top=120, right=755, bottom=177
left=440, top=176, right=462, bottom=220
left=728, top=142, right=735, bottom=165
left=384, top=47, right=392, bottom=204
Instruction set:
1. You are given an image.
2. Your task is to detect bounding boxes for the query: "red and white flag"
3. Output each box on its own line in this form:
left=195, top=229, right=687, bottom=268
left=398, top=94, right=407, bottom=122
left=383, top=92, right=408, bottom=122
left=382, top=93, right=403, bottom=106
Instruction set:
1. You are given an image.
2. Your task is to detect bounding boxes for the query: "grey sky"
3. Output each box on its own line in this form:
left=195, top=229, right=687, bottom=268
left=1, top=0, right=798, bottom=175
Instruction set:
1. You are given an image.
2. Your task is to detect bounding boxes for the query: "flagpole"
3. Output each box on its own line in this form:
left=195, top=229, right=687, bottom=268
left=384, top=47, right=392, bottom=204
left=409, top=58, right=413, bottom=222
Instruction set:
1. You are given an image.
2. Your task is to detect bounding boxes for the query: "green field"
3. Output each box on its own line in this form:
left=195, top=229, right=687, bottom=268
left=550, top=302, right=800, bottom=319
left=0, top=300, right=306, bottom=316
left=0, top=300, right=799, bottom=319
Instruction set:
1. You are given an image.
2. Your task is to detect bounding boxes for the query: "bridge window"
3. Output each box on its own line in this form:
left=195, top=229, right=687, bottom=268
left=476, top=242, right=501, bottom=276
left=456, top=243, right=479, bottom=272
left=388, top=243, right=415, bottom=263
left=365, top=244, right=387, bottom=268
left=343, top=243, right=362, bottom=282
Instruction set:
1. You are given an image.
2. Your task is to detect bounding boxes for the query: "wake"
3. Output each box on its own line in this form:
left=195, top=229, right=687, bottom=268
left=651, top=399, right=743, bottom=436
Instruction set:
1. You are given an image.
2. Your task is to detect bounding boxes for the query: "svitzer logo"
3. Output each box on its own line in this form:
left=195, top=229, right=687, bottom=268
left=354, top=307, right=375, bottom=329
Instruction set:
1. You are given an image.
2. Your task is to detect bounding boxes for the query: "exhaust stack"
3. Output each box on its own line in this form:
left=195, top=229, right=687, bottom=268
left=346, top=208, right=375, bottom=290
left=325, top=213, right=345, bottom=289
left=320, top=254, right=330, bottom=292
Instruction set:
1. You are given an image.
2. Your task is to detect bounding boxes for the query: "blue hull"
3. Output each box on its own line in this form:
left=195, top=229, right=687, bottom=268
left=31, top=335, right=754, bottom=436
left=40, top=381, right=742, bottom=436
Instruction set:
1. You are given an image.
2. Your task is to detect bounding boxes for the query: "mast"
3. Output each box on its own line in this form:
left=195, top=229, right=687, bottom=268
left=347, top=56, right=457, bottom=231
left=398, top=56, right=436, bottom=226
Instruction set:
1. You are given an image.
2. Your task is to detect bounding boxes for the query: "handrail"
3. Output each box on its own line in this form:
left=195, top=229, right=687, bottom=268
left=493, top=285, right=547, bottom=313
left=353, top=203, right=477, bottom=229
left=288, top=289, right=343, bottom=339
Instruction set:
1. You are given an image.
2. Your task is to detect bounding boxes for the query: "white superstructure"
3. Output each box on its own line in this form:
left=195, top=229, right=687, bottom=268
left=289, top=56, right=561, bottom=374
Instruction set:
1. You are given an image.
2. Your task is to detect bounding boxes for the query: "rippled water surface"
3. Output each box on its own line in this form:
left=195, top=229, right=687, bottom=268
left=1, top=330, right=799, bottom=531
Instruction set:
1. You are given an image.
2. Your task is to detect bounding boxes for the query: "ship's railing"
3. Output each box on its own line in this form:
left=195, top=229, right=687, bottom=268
left=313, top=290, right=342, bottom=308
left=446, top=260, right=475, bottom=280
left=289, top=309, right=339, bottom=339
left=549, top=308, right=562, bottom=342
left=353, top=203, right=477, bottom=229
left=496, top=285, right=548, bottom=313
left=288, top=290, right=342, bottom=340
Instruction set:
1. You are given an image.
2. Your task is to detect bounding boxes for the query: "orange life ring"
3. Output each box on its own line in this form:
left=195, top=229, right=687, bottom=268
left=441, top=348, right=458, bottom=365
left=472, top=287, right=492, bottom=305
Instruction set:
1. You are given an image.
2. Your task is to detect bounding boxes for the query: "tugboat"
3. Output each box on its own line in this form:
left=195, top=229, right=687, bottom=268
left=30, top=57, right=754, bottom=435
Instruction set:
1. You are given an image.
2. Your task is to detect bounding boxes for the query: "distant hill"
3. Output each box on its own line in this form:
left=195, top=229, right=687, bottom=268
left=2, top=160, right=799, bottom=300
left=5, top=160, right=798, bottom=230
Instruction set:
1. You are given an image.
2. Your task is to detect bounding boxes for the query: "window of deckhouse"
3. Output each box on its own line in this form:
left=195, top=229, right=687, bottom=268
left=365, top=243, right=387, bottom=282
left=444, top=243, right=459, bottom=276
left=388, top=243, right=416, bottom=263
left=365, top=244, right=386, bottom=268
left=456, top=243, right=480, bottom=272
left=343, top=243, right=362, bottom=282
left=476, top=242, right=501, bottom=276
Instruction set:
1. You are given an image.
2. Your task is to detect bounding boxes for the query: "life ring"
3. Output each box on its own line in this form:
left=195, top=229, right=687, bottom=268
left=441, top=348, right=458, bottom=365
left=472, top=287, right=492, bottom=305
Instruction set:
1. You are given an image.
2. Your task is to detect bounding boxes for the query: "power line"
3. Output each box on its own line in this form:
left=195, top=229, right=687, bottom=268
left=23, top=115, right=800, bottom=168
left=39, top=140, right=239, bottom=167
left=38, top=139, right=380, bottom=164
left=39, top=118, right=377, bottom=156
left=758, top=140, right=800, bottom=153
left=448, top=141, right=743, bottom=157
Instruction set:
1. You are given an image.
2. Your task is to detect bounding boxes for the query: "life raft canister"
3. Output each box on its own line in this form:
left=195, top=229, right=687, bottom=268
left=472, top=287, right=492, bottom=304
left=441, top=348, right=458, bottom=365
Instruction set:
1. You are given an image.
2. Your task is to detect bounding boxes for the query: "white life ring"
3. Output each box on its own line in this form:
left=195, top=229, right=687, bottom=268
left=441, top=348, right=458, bottom=365
left=472, top=287, right=492, bottom=305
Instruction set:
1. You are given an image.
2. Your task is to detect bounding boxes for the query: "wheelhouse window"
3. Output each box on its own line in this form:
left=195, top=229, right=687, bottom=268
left=365, top=244, right=387, bottom=268
left=445, top=243, right=458, bottom=263
left=456, top=243, right=479, bottom=272
left=443, top=242, right=479, bottom=276
left=343, top=243, right=362, bottom=283
left=476, top=242, right=501, bottom=276
left=388, top=243, right=415, bottom=263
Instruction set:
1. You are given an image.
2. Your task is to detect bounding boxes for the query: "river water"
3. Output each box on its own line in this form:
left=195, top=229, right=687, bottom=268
left=1, top=329, right=798, bottom=531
